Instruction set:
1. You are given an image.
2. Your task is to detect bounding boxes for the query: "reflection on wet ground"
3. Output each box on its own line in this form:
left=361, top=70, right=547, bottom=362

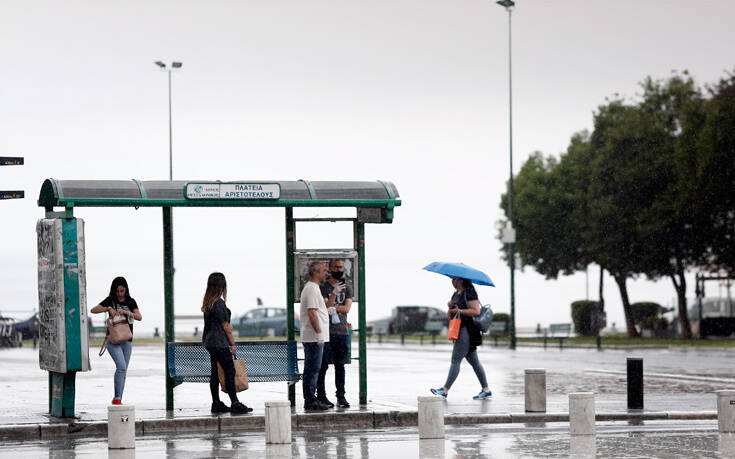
left=0, top=422, right=731, bottom=458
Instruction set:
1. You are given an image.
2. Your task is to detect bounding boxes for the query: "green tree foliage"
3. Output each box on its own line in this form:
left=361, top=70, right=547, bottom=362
left=570, top=300, right=600, bottom=336
left=631, top=302, right=663, bottom=325
left=500, top=70, right=733, bottom=339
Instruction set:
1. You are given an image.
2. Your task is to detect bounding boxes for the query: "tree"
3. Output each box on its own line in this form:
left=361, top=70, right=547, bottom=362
left=633, top=73, right=706, bottom=339
left=696, top=73, right=735, bottom=271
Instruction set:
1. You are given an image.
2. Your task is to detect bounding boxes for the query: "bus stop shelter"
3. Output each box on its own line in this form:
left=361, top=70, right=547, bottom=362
left=38, top=178, right=400, bottom=413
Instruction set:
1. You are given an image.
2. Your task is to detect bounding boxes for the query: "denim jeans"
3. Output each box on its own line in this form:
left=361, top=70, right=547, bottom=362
left=107, top=340, right=132, bottom=399
left=302, top=342, right=324, bottom=402
left=443, top=326, right=488, bottom=390
left=317, top=334, right=348, bottom=399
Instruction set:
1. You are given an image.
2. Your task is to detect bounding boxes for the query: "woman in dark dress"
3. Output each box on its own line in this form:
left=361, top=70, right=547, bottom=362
left=431, top=277, right=492, bottom=399
left=90, top=276, right=142, bottom=405
left=201, top=272, right=251, bottom=414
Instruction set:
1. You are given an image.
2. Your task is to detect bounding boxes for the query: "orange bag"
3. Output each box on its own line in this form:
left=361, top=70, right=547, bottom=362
left=448, top=312, right=461, bottom=341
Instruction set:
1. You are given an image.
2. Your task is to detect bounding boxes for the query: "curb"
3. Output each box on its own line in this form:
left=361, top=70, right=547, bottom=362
left=0, top=410, right=719, bottom=441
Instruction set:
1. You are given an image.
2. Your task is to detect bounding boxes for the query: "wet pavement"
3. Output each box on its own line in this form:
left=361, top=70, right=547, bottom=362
left=0, top=422, right=732, bottom=458
left=3, top=342, right=732, bottom=424
left=1, top=342, right=733, bottom=456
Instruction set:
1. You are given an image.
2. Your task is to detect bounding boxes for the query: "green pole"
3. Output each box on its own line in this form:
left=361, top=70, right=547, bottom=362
left=285, top=207, right=296, bottom=406
left=355, top=221, right=367, bottom=404
left=163, top=207, right=175, bottom=410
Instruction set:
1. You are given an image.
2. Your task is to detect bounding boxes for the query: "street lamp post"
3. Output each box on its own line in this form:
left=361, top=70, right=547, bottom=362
left=496, top=0, right=516, bottom=350
left=154, top=60, right=181, bottom=410
left=154, top=61, right=183, bottom=181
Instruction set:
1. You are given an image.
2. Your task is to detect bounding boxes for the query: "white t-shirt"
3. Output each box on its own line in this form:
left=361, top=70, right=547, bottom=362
left=300, top=281, right=328, bottom=343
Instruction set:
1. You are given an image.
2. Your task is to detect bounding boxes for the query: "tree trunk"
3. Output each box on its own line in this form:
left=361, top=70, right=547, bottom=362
left=614, top=274, right=640, bottom=338
left=598, top=266, right=605, bottom=312
left=671, top=268, right=692, bottom=339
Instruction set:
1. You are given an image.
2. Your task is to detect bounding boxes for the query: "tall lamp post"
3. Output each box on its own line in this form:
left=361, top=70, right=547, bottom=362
left=496, top=0, right=516, bottom=350
left=154, top=61, right=183, bottom=181
left=154, top=60, right=181, bottom=410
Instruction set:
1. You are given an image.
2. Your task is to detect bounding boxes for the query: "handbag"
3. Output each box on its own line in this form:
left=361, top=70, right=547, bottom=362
left=448, top=312, right=461, bottom=341
left=463, top=291, right=493, bottom=333
left=218, top=357, right=249, bottom=392
left=107, top=313, right=133, bottom=344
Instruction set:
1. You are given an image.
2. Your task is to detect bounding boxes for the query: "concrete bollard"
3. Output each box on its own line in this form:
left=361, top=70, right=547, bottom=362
left=569, top=392, right=595, bottom=435
left=418, top=439, right=446, bottom=459
left=716, top=390, right=735, bottom=433
left=719, top=433, right=735, bottom=457
left=265, top=400, right=292, bottom=444
left=108, top=405, right=135, bottom=449
left=524, top=368, right=547, bottom=412
left=569, top=434, right=596, bottom=458
left=418, top=396, right=445, bottom=439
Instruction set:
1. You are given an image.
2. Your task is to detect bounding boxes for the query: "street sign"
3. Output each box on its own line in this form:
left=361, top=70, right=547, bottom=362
left=0, top=191, right=24, bottom=200
left=0, top=157, right=23, bottom=166
left=185, top=182, right=281, bottom=200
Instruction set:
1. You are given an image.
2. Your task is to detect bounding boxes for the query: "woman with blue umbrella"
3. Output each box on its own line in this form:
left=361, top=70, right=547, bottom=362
left=424, top=262, right=493, bottom=400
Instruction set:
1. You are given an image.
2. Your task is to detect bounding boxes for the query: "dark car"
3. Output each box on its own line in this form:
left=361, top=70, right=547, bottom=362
left=234, top=307, right=301, bottom=337
left=367, top=306, right=448, bottom=335
left=12, top=313, right=39, bottom=340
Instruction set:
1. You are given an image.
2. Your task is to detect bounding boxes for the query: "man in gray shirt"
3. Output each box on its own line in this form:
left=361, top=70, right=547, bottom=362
left=317, top=258, right=353, bottom=408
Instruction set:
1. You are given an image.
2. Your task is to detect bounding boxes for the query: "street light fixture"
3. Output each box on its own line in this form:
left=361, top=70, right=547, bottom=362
left=496, top=0, right=516, bottom=349
left=153, top=60, right=183, bottom=180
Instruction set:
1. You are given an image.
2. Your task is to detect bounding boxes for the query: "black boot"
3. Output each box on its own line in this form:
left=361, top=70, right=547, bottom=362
left=211, top=401, right=230, bottom=413
left=337, top=396, right=350, bottom=408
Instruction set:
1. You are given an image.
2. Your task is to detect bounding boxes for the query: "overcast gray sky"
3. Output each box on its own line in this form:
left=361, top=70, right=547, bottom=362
left=1, top=0, right=734, bottom=334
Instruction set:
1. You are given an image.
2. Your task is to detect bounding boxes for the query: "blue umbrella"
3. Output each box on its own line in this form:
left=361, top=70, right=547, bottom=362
left=423, top=262, right=495, bottom=287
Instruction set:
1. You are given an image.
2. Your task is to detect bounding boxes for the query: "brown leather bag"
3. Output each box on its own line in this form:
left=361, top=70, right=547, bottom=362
left=107, top=314, right=133, bottom=344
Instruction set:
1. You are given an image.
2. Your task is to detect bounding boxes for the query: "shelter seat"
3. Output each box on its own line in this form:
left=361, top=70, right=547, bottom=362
left=167, top=340, right=301, bottom=384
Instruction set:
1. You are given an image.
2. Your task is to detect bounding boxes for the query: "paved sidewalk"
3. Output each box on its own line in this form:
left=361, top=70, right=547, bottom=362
left=0, top=342, right=730, bottom=439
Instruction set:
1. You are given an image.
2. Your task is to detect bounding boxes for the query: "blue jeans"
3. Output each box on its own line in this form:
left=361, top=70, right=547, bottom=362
left=317, top=334, right=348, bottom=399
left=302, top=342, right=324, bottom=402
left=107, top=340, right=132, bottom=399
left=444, top=326, right=487, bottom=390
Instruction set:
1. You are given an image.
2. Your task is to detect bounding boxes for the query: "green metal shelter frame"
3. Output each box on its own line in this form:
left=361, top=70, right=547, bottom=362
left=38, top=178, right=400, bottom=409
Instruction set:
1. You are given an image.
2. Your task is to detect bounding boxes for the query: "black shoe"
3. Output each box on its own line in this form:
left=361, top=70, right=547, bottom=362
left=304, top=400, right=329, bottom=411
left=230, top=402, right=253, bottom=414
left=211, top=401, right=230, bottom=413
left=337, top=397, right=350, bottom=408
left=317, top=397, right=334, bottom=408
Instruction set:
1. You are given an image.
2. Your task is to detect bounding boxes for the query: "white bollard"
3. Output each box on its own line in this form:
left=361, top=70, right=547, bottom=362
left=418, top=396, right=445, bottom=439
left=108, top=405, right=135, bottom=449
left=568, top=392, right=595, bottom=436
left=265, top=400, right=292, bottom=444
left=716, top=390, right=735, bottom=433
left=525, top=368, right=547, bottom=412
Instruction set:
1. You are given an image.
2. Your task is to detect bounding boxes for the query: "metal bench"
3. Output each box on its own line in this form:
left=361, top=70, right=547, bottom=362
left=167, top=340, right=301, bottom=385
left=489, top=321, right=508, bottom=346
left=544, top=323, right=572, bottom=349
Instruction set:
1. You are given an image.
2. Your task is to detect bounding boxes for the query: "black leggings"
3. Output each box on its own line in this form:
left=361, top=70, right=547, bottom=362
left=207, top=347, right=239, bottom=404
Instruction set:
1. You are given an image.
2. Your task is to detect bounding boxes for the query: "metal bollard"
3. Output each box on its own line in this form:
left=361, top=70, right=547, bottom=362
left=716, top=390, right=735, bottom=433
left=627, top=357, right=643, bottom=409
left=569, top=393, right=595, bottom=435
left=108, top=405, right=135, bottom=449
left=265, top=400, right=292, bottom=444
left=524, top=368, right=547, bottom=412
left=418, top=396, right=445, bottom=439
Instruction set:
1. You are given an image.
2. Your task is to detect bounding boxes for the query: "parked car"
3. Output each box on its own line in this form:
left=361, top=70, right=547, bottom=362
left=367, top=306, right=448, bottom=335
left=234, top=307, right=300, bottom=337
left=12, top=313, right=39, bottom=340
